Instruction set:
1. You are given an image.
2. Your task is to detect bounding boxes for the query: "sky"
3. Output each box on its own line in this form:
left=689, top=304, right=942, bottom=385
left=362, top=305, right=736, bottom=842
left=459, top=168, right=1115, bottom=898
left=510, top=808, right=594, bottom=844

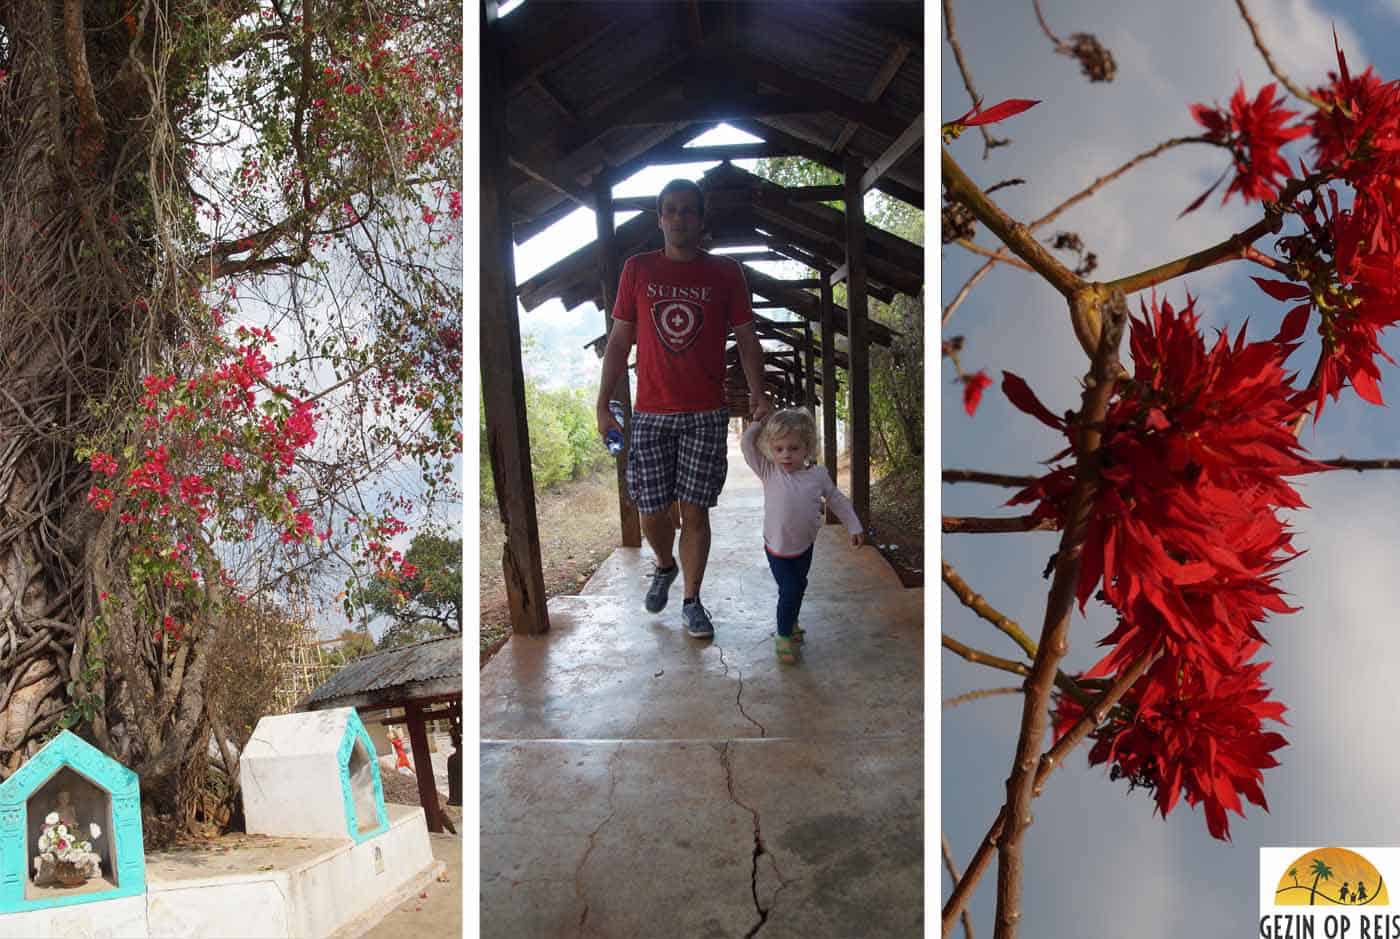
left=941, top=2, right=1400, bottom=936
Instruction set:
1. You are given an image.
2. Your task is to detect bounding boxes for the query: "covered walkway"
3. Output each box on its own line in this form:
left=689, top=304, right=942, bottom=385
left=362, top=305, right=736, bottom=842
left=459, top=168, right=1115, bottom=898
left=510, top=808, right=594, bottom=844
left=480, top=435, right=923, bottom=937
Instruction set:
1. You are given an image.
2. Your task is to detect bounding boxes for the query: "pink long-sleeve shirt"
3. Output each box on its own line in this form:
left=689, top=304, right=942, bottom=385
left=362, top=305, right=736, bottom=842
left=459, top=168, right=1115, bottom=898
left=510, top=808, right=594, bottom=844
left=741, top=422, right=863, bottom=557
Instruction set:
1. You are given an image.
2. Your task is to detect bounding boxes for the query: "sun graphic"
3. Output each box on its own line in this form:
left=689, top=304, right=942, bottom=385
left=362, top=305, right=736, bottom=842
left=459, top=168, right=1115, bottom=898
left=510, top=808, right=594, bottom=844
left=1275, top=848, right=1389, bottom=906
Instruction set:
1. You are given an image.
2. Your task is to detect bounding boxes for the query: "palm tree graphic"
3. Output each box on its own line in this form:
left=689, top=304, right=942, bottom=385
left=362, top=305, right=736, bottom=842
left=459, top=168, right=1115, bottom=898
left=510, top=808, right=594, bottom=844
left=1290, top=867, right=1299, bottom=889
left=1309, top=858, right=1336, bottom=905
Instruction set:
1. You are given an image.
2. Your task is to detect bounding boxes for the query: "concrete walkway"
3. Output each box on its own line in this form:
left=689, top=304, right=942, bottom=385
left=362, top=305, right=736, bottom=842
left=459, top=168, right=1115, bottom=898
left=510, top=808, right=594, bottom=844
left=480, top=437, right=924, bottom=938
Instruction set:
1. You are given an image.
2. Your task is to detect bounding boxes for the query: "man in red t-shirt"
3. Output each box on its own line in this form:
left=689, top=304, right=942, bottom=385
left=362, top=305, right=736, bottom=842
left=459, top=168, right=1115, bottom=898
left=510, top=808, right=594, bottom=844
left=595, top=179, right=772, bottom=639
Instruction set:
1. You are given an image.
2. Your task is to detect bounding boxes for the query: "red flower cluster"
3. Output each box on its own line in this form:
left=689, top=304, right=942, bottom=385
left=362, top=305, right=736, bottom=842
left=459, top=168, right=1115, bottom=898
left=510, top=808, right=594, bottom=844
left=1189, top=82, right=1307, bottom=206
left=1242, top=43, right=1400, bottom=416
left=1053, top=642, right=1287, bottom=841
left=1005, top=296, right=1316, bottom=838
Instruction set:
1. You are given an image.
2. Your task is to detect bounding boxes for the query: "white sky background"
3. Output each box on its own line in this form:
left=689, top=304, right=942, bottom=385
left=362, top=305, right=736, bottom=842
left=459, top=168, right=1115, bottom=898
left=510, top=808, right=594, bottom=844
left=942, top=2, right=1400, bottom=936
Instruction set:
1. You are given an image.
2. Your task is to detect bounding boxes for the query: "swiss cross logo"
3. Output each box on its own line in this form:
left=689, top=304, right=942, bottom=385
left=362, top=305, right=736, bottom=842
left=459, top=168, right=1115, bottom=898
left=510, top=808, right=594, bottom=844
left=651, top=299, right=704, bottom=353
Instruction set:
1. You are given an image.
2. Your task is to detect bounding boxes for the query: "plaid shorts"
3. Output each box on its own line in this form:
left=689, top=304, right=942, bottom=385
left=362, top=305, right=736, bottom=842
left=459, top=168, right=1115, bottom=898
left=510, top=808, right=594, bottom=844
left=626, top=409, right=729, bottom=514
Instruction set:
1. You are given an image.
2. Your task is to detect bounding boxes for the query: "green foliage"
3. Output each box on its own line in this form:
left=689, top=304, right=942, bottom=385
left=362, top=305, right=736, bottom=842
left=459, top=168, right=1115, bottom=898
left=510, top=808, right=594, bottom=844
left=481, top=377, right=611, bottom=506
left=324, top=628, right=376, bottom=668
left=753, top=157, right=925, bottom=243
left=356, top=529, right=462, bottom=645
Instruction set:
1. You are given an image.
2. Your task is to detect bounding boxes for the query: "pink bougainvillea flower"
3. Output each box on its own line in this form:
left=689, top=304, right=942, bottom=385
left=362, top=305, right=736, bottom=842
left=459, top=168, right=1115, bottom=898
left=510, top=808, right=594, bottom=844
left=961, top=370, right=993, bottom=416
left=1188, top=82, right=1308, bottom=208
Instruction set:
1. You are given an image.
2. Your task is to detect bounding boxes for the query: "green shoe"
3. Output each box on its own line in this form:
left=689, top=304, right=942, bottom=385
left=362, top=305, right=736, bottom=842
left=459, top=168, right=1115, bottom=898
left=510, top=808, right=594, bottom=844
left=791, top=623, right=805, bottom=644
left=774, top=634, right=800, bottom=665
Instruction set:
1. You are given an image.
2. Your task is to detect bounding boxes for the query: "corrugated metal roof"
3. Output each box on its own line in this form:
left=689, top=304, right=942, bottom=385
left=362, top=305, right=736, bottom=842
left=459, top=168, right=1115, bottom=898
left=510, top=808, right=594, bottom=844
left=304, top=634, right=461, bottom=707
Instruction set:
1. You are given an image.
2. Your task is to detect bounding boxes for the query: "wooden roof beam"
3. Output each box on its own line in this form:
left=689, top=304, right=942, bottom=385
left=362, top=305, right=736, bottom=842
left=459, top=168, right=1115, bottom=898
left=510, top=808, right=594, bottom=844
left=728, top=119, right=923, bottom=210
left=861, top=114, right=923, bottom=195
left=741, top=210, right=919, bottom=297
left=511, top=122, right=709, bottom=245
left=722, top=51, right=908, bottom=140
left=832, top=41, right=912, bottom=153
left=604, top=91, right=820, bottom=130
left=497, top=2, right=629, bottom=98
left=723, top=222, right=898, bottom=301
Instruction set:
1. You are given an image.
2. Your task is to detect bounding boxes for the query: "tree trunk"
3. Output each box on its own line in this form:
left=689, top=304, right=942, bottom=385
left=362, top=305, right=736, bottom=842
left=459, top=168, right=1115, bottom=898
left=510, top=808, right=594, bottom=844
left=0, top=0, right=212, bottom=843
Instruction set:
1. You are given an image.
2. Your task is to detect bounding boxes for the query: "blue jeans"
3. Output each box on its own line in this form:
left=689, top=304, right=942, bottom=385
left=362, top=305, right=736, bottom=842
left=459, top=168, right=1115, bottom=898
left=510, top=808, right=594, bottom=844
left=765, top=544, right=814, bottom=637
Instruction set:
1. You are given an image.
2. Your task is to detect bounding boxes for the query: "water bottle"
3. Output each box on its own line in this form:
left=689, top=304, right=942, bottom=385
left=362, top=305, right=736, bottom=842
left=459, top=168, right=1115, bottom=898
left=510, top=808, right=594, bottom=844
left=605, top=400, right=625, bottom=456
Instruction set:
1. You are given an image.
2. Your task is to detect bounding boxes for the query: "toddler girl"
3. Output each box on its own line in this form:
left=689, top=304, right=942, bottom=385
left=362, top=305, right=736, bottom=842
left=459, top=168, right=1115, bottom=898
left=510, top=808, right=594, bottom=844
left=741, top=408, right=864, bottom=664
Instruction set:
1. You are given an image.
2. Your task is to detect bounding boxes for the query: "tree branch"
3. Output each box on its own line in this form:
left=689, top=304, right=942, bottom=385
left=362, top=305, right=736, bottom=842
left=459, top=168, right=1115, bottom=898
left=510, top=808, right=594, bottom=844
left=943, top=469, right=1040, bottom=487
left=942, top=650, right=1156, bottom=935
left=62, top=0, right=109, bottom=169
left=942, top=561, right=1039, bottom=660
left=954, top=239, right=1035, bottom=271
left=942, top=147, right=1086, bottom=302
left=1323, top=458, right=1400, bottom=472
left=1102, top=170, right=1333, bottom=296
left=943, top=515, right=1057, bottom=534
left=1232, top=0, right=1323, bottom=106
left=942, top=136, right=1210, bottom=325
left=1030, top=0, right=1064, bottom=47
left=943, top=833, right=977, bottom=939
left=944, top=686, right=1021, bottom=709
left=993, top=292, right=1127, bottom=939
left=941, top=636, right=1091, bottom=706
left=942, top=0, right=1007, bottom=157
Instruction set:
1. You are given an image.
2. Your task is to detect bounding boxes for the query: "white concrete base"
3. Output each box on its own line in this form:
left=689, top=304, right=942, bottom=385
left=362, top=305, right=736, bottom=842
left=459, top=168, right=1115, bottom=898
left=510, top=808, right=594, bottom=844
left=0, top=894, right=148, bottom=939
left=0, top=805, right=434, bottom=939
left=147, top=804, right=432, bottom=939
left=325, top=856, right=445, bottom=939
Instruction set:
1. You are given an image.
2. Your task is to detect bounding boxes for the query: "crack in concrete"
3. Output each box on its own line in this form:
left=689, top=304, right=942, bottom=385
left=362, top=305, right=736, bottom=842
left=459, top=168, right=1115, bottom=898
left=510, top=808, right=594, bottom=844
left=717, top=742, right=787, bottom=938
left=573, top=743, right=624, bottom=937
left=717, top=645, right=766, bottom=738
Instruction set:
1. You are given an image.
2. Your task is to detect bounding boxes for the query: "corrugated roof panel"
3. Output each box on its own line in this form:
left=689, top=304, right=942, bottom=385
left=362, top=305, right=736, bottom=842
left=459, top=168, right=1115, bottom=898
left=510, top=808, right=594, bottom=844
left=304, top=635, right=462, bottom=706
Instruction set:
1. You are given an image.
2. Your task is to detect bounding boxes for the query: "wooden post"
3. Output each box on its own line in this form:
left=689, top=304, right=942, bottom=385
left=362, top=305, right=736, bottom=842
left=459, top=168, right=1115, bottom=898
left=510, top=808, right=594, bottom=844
left=802, top=319, right=815, bottom=410
left=595, top=173, right=643, bottom=548
left=405, top=702, right=451, bottom=834
left=820, top=272, right=838, bottom=523
left=844, top=157, right=870, bottom=524
left=482, top=6, right=549, bottom=635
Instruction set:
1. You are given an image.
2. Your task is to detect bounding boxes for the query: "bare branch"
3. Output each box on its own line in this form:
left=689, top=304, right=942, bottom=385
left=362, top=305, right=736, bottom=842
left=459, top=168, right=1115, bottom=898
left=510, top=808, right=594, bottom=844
left=1031, top=0, right=1063, bottom=47
left=942, top=561, right=1039, bottom=660
left=953, top=239, right=1035, bottom=271
left=942, top=0, right=1008, bottom=157
left=943, top=136, right=1210, bottom=325
left=944, top=686, right=1021, bottom=710
left=943, top=470, right=1039, bottom=487
left=942, top=834, right=977, bottom=939
left=1232, top=0, right=1322, bottom=106
left=942, top=650, right=1155, bottom=934
left=992, top=293, right=1127, bottom=939
left=943, top=515, right=1057, bottom=534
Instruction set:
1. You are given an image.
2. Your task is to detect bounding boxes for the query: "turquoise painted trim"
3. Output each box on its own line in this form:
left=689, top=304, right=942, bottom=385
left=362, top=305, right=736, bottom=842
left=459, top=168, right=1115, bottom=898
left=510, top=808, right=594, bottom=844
left=338, top=710, right=388, bottom=843
left=0, top=731, right=145, bottom=914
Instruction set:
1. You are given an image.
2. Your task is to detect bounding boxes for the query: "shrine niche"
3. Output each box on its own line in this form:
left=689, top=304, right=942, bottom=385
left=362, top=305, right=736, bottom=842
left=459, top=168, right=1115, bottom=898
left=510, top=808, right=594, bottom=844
left=241, top=706, right=388, bottom=842
left=0, top=731, right=145, bottom=913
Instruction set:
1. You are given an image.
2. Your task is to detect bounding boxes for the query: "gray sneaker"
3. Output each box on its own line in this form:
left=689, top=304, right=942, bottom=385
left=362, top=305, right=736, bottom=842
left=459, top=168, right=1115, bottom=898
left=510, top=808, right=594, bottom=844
left=682, top=601, right=714, bottom=639
left=645, top=564, right=679, bottom=613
